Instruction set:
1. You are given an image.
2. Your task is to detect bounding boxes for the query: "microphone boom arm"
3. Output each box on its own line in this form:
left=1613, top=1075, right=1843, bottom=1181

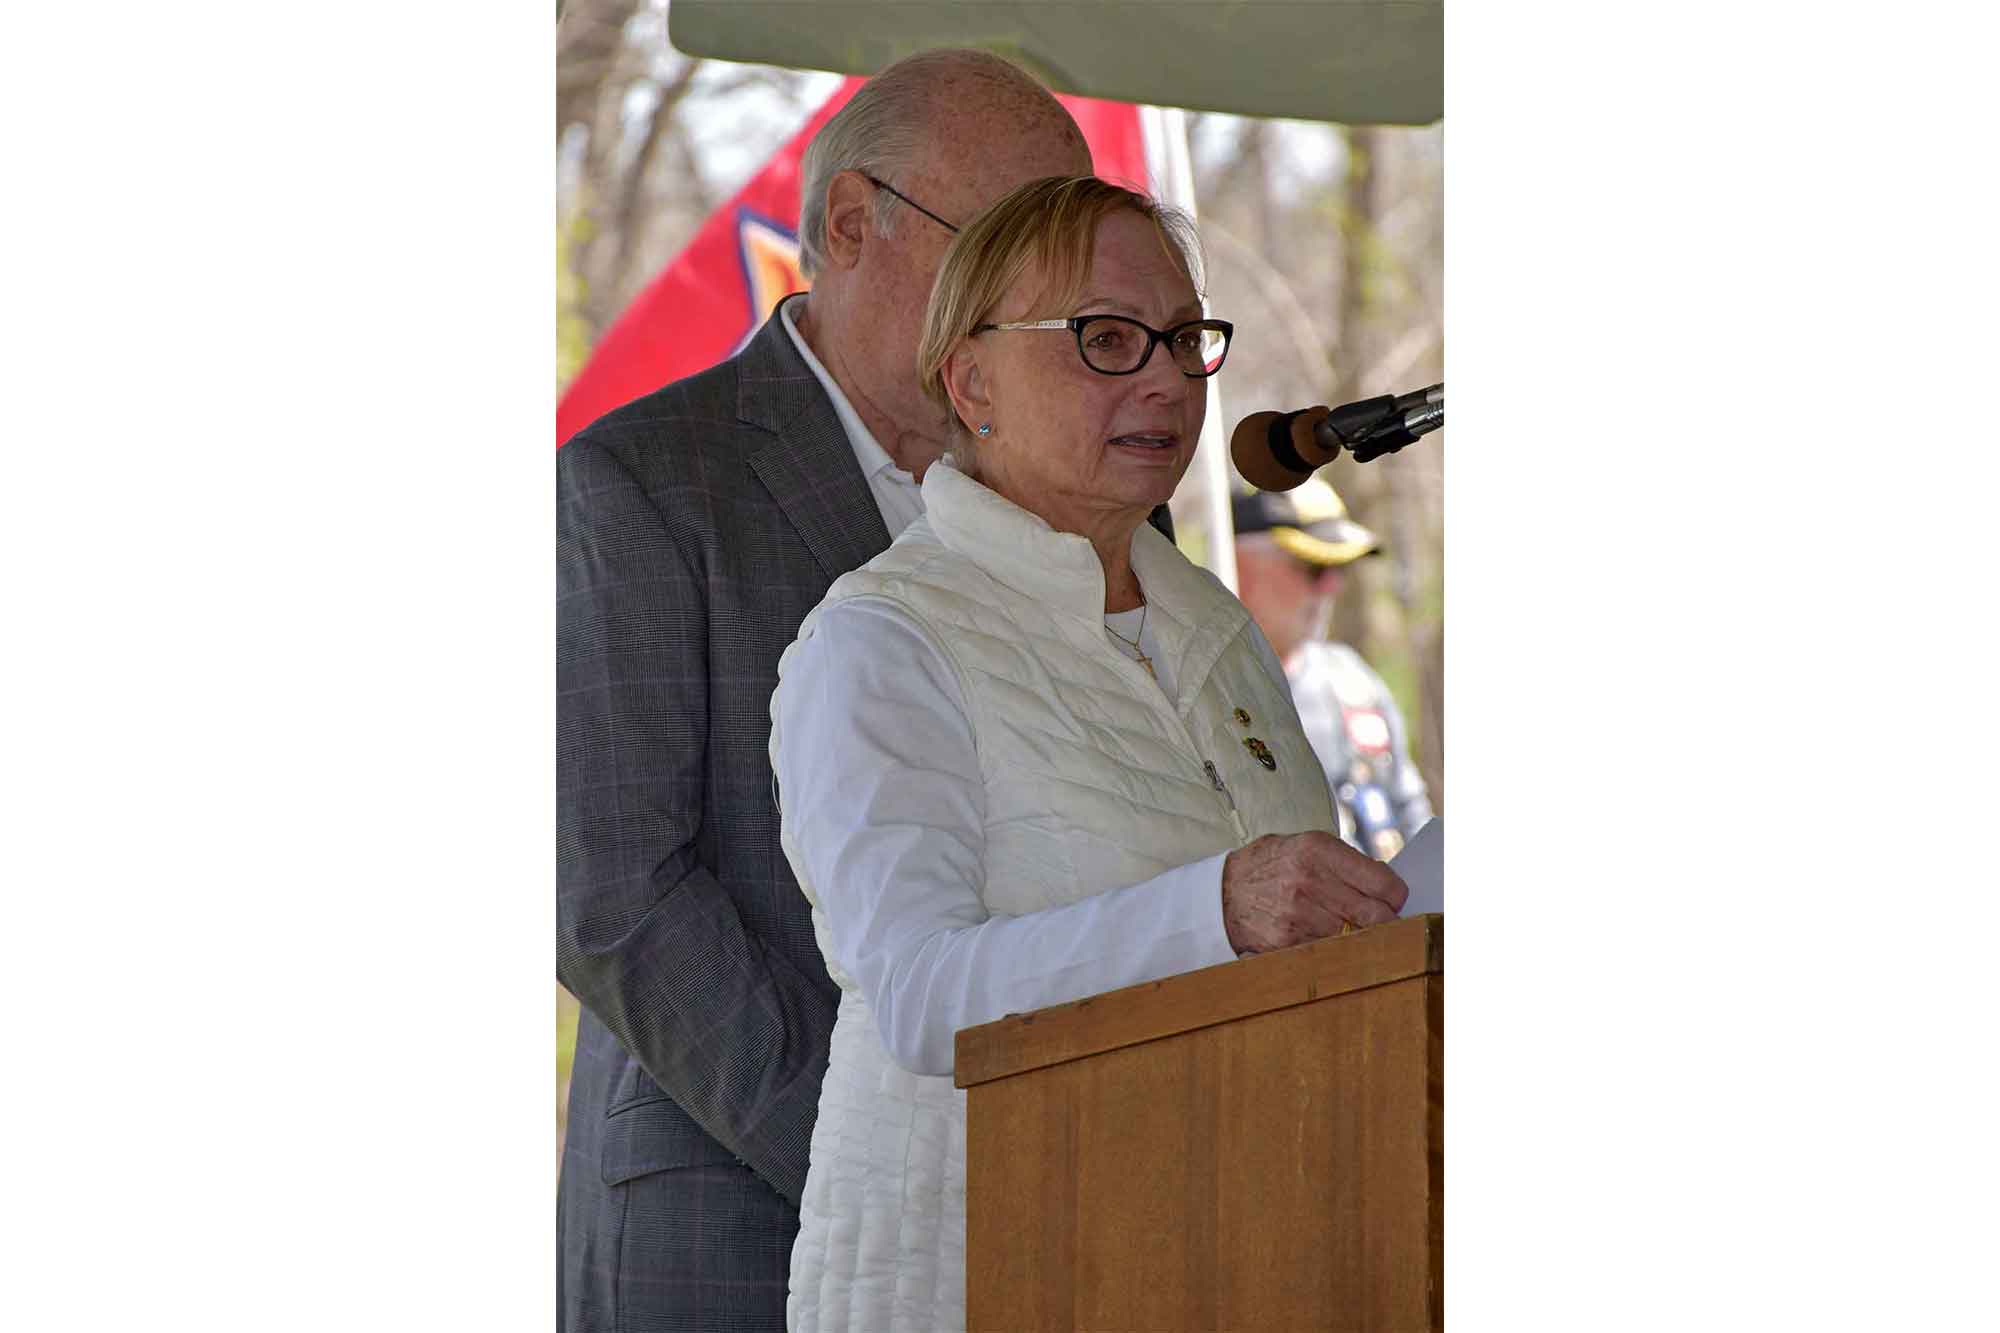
left=1317, top=383, right=1443, bottom=463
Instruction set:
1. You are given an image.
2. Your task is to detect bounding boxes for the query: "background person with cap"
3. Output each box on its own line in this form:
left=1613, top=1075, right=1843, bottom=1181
left=1232, top=478, right=1435, bottom=859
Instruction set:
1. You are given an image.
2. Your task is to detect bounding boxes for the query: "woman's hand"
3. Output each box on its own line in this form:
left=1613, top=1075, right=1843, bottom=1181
left=1220, top=831, right=1409, bottom=954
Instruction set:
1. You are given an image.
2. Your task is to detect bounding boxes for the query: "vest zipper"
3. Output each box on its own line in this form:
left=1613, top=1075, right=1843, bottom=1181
left=1203, top=759, right=1251, bottom=843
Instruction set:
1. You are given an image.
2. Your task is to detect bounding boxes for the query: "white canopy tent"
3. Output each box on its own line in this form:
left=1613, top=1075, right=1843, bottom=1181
left=666, top=1, right=1443, bottom=126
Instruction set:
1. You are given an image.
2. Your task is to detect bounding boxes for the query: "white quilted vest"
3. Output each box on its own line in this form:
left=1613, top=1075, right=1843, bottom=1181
left=775, top=460, right=1336, bottom=1332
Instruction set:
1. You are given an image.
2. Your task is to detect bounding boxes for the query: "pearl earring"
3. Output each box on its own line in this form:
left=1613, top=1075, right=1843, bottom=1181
left=976, top=422, right=992, bottom=437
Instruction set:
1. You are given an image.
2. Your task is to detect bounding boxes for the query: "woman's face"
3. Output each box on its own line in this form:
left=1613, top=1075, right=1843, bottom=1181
left=948, top=211, right=1208, bottom=539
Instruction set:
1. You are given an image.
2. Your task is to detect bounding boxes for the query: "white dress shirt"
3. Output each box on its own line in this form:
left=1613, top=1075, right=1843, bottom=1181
left=775, top=595, right=1273, bottom=1076
left=780, top=296, right=924, bottom=536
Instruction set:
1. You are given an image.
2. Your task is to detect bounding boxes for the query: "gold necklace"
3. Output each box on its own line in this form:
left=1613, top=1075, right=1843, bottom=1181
left=1104, top=600, right=1154, bottom=679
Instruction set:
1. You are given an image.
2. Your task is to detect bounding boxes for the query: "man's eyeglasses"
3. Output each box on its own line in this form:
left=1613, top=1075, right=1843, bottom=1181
left=859, top=173, right=960, bottom=235
left=974, top=315, right=1234, bottom=378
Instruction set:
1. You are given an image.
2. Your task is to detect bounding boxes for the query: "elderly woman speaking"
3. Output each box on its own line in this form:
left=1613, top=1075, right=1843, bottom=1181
left=769, top=176, right=1407, bottom=1332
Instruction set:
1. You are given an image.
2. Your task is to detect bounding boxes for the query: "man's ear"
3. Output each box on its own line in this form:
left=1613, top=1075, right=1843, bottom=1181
left=940, top=342, right=993, bottom=436
left=819, top=171, right=872, bottom=272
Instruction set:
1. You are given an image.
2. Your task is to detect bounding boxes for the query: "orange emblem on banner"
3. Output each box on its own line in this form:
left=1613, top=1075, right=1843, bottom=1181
left=739, top=213, right=808, bottom=328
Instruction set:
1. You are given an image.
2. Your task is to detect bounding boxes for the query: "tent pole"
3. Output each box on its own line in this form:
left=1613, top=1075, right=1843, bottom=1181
left=1143, top=105, right=1238, bottom=593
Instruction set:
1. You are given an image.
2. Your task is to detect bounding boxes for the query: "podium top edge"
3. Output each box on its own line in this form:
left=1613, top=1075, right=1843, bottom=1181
left=954, top=913, right=1441, bottom=1089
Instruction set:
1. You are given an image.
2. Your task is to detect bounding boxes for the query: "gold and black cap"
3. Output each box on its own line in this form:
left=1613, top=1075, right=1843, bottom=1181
left=1231, top=478, right=1381, bottom=566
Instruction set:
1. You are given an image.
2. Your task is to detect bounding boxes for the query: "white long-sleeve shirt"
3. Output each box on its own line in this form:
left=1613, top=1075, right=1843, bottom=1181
left=773, top=598, right=1288, bottom=1076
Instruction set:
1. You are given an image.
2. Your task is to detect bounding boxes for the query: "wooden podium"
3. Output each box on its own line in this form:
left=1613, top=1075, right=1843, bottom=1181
left=954, top=913, right=1442, bottom=1332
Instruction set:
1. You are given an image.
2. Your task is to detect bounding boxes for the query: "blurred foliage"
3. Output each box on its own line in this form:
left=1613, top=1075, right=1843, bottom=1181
left=557, top=212, right=595, bottom=393
left=1369, top=642, right=1423, bottom=763
left=557, top=985, right=580, bottom=1151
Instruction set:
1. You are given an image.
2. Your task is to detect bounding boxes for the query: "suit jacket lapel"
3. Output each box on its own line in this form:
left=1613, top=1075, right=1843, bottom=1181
left=738, top=298, right=893, bottom=582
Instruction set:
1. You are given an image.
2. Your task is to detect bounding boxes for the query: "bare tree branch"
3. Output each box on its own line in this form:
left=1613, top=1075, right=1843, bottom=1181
left=556, top=0, right=645, bottom=136
left=1362, top=324, right=1441, bottom=396
left=1202, top=217, right=1340, bottom=391
left=610, top=59, right=705, bottom=294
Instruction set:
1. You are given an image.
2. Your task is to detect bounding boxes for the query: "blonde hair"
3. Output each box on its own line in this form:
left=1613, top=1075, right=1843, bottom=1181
left=917, top=176, right=1205, bottom=438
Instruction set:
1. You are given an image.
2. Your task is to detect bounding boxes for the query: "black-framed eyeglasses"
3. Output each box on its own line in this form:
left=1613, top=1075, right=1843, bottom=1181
left=973, top=315, right=1234, bottom=378
left=859, top=173, right=959, bottom=235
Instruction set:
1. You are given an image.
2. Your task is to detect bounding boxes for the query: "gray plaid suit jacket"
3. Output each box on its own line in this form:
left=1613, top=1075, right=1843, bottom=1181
left=557, top=300, right=889, bottom=1332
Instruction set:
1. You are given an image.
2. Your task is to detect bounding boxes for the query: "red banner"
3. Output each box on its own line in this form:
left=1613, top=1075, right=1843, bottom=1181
left=557, top=81, right=1151, bottom=446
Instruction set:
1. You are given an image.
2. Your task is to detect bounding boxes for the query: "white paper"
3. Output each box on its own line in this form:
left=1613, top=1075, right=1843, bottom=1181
left=1390, top=816, right=1443, bottom=917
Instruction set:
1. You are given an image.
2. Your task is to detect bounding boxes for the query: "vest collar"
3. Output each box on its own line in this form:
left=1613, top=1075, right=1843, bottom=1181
left=918, top=457, right=1233, bottom=642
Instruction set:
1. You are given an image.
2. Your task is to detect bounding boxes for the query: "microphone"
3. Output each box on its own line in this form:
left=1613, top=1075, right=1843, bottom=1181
left=1230, top=383, right=1443, bottom=491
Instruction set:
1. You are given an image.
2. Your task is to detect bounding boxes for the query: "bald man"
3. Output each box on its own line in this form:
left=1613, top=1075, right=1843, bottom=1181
left=557, top=51, right=1097, bottom=1330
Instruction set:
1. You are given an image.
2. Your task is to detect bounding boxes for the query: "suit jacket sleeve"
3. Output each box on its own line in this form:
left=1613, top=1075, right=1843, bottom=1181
left=556, top=438, right=836, bottom=1207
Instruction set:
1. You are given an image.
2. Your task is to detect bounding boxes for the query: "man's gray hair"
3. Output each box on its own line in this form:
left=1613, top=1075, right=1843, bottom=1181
left=796, top=49, right=1052, bottom=278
